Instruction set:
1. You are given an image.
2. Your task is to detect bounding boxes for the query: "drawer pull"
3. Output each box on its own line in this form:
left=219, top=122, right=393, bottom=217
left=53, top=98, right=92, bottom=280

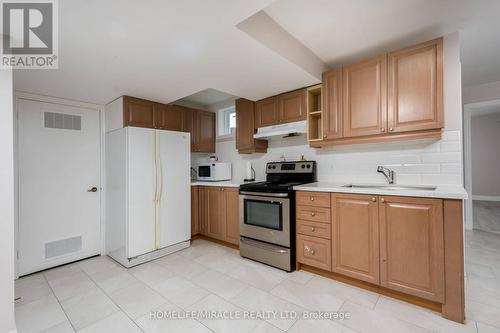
left=381, top=198, right=385, bottom=203
left=371, top=197, right=376, bottom=202
left=310, top=212, right=316, bottom=217
left=311, top=227, right=315, bottom=232
left=310, top=197, right=315, bottom=201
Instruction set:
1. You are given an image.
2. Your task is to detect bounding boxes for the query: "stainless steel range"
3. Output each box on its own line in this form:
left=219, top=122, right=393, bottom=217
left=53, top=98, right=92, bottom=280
left=239, top=161, right=316, bottom=271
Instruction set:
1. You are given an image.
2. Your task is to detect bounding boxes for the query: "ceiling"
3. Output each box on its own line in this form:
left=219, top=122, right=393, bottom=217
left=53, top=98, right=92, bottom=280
left=12, top=0, right=500, bottom=106
left=173, top=88, right=235, bottom=109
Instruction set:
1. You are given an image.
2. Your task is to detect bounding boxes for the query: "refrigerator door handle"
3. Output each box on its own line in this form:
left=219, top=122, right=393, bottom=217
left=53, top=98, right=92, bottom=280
left=158, top=155, right=163, bottom=201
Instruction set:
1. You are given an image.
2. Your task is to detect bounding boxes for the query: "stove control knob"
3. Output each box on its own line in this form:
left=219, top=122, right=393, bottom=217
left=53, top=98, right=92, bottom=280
left=272, top=165, right=276, bottom=169
left=306, top=164, right=311, bottom=169
left=268, top=165, right=272, bottom=169
left=301, top=164, right=306, bottom=169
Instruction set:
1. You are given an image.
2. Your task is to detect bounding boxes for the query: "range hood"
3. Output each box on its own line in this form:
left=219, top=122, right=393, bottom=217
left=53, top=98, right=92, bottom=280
left=253, top=120, right=307, bottom=139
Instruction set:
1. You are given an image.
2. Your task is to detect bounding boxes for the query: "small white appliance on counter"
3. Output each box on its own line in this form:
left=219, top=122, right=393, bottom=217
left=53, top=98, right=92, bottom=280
left=105, top=127, right=191, bottom=268
left=197, top=162, right=232, bottom=181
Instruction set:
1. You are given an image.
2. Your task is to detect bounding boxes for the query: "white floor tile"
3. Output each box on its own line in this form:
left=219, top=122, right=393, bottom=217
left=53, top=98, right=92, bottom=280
left=89, top=266, right=138, bottom=294
left=230, top=286, right=304, bottom=331
left=48, top=271, right=96, bottom=301
left=477, top=321, right=500, bottom=333
left=40, top=321, right=75, bottom=333
left=190, top=269, right=248, bottom=300
left=157, top=255, right=209, bottom=280
left=193, top=252, right=243, bottom=274
left=153, top=276, right=210, bottom=308
left=467, top=300, right=500, bottom=329
left=128, top=261, right=175, bottom=287
left=15, top=273, right=53, bottom=306
left=136, top=302, right=212, bottom=333
left=340, top=301, right=433, bottom=333
left=288, top=318, right=357, bottom=333
left=44, top=264, right=82, bottom=282
left=249, top=320, right=284, bottom=333
left=306, top=276, right=379, bottom=309
left=78, top=311, right=142, bottom=333
left=61, top=287, right=119, bottom=330
left=270, top=279, right=344, bottom=311
left=226, top=263, right=284, bottom=292
left=188, top=294, right=259, bottom=333
left=375, top=296, right=477, bottom=333
left=283, top=270, right=315, bottom=285
left=15, top=294, right=67, bottom=333
left=78, top=256, right=119, bottom=276
left=109, top=282, right=166, bottom=319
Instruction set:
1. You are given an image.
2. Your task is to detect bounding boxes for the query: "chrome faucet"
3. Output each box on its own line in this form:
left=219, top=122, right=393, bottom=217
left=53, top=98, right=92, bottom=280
left=377, top=166, right=395, bottom=184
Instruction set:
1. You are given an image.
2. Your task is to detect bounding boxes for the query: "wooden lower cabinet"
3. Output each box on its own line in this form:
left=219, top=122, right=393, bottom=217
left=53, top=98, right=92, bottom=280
left=331, top=194, right=380, bottom=285
left=379, top=196, right=444, bottom=302
left=191, top=187, right=200, bottom=236
left=196, top=186, right=239, bottom=246
left=296, top=192, right=447, bottom=304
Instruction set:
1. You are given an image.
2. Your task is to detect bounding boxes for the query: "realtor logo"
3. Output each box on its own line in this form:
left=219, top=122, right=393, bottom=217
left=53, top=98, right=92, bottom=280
left=1, top=0, right=58, bottom=69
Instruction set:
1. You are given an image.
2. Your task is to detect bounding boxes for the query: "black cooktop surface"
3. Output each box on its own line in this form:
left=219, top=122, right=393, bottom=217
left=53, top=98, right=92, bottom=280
left=239, top=181, right=309, bottom=193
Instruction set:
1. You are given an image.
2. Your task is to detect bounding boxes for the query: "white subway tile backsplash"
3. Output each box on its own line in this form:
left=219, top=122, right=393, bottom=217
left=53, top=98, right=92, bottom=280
left=440, top=141, right=462, bottom=152
left=193, top=130, right=463, bottom=187
left=441, top=130, right=462, bottom=142
left=421, top=152, right=462, bottom=163
left=422, top=174, right=463, bottom=185
left=441, top=163, right=462, bottom=174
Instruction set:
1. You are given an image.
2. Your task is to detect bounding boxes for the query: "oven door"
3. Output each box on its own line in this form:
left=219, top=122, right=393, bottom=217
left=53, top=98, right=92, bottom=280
left=239, top=192, right=290, bottom=248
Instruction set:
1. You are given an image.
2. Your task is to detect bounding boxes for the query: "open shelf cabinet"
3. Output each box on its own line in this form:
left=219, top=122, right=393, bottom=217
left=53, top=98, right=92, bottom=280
left=307, top=84, right=323, bottom=141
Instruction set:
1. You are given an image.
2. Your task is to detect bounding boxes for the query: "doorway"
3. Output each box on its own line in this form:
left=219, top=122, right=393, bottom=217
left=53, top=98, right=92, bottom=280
left=16, top=98, right=102, bottom=276
left=464, top=100, right=500, bottom=233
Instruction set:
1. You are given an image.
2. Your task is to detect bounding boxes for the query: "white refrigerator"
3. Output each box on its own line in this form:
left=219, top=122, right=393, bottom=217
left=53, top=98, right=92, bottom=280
left=105, top=127, right=191, bottom=267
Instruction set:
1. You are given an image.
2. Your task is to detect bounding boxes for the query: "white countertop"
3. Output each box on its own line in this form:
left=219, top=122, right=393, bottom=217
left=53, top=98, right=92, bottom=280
left=191, top=180, right=248, bottom=188
left=293, top=182, right=468, bottom=200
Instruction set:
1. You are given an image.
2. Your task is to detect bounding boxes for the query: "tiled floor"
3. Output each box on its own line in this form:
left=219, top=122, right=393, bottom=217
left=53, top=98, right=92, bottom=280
left=473, top=200, right=500, bottom=234
left=14, top=233, right=500, bottom=333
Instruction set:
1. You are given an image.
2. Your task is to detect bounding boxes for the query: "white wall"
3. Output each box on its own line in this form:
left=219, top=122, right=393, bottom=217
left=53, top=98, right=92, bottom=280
left=471, top=112, right=500, bottom=197
left=193, top=33, right=464, bottom=187
left=463, top=80, right=500, bottom=104
left=0, top=69, right=17, bottom=333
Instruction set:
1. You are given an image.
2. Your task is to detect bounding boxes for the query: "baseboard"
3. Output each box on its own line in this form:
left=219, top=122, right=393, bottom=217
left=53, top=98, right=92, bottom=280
left=472, top=195, right=500, bottom=202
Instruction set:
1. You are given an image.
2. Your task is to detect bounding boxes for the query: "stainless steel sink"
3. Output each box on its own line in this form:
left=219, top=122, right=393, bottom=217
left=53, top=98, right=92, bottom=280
left=342, top=184, right=437, bottom=191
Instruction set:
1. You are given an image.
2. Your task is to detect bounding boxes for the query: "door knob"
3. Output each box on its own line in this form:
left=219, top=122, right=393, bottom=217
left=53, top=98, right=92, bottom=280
left=87, top=187, right=98, bottom=192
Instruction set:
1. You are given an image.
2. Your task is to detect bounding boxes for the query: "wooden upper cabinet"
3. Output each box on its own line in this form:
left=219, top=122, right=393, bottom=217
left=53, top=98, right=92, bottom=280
left=235, top=98, right=268, bottom=154
left=205, top=187, right=226, bottom=241
left=278, top=89, right=307, bottom=123
left=342, top=55, right=387, bottom=138
left=195, top=110, right=215, bottom=153
left=331, top=194, right=380, bottom=284
left=157, top=104, right=183, bottom=131
left=388, top=38, right=443, bottom=133
left=322, top=69, right=343, bottom=140
left=123, top=96, right=157, bottom=128
left=255, top=97, right=279, bottom=127
left=224, top=188, right=240, bottom=245
left=379, top=196, right=444, bottom=302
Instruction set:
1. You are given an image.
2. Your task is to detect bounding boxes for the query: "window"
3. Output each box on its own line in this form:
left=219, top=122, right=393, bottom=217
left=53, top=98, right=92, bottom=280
left=218, top=106, right=236, bottom=137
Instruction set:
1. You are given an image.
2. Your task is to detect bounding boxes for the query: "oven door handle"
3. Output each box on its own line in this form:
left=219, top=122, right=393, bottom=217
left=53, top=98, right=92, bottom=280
left=239, top=191, right=289, bottom=198
left=240, top=237, right=289, bottom=254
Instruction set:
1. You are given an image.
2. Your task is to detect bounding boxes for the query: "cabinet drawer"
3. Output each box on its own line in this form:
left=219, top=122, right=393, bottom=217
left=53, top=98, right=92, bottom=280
left=297, top=220, right=331, bottom=239
left=296, top=205, right=331, bottom=223
left=297, top=234, right=332, bottom=271
left=296, top=191, right=330, bottom=208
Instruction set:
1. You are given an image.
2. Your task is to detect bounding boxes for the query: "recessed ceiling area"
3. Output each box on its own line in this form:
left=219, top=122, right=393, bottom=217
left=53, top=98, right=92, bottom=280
left=11, top=0, right=500, bottom=106
left=173, top=88, right=236, bottom=110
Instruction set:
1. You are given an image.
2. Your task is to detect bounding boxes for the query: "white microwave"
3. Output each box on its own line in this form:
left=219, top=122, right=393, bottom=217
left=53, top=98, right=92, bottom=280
left=197, top=162, right=232, bottom=181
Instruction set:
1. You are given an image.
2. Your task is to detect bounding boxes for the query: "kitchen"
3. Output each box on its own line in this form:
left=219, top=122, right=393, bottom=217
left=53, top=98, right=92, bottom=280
left=4, top=1, right=500, bottom=333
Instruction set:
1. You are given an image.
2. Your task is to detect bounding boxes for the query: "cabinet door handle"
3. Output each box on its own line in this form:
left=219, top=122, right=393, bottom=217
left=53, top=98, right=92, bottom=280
left=310, top=197, right=315, bottom=201
left=371, top=197, right=376, bottom=202
left=304, top=245, right=315, bottom=255
left=380, top=128, right=385, bottom=132
left=311, top=227, right=315, bottom=232
left=380, top=198, right=385, bottom=203
left=310, top=212, right=316, bottom=217
left=389, top=128, right=394, bottom=132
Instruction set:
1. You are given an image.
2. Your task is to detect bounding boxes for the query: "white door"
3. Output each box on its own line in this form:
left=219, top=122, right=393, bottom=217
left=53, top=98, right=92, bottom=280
left=126, top=127, right=156, bottom=257
left=17, top=99, right=101, bottom=275
left=157, top=130, right=191, bottom=248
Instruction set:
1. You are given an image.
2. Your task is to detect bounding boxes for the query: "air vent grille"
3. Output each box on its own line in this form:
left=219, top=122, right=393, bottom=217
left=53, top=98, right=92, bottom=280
left=45, top=236, right=82, bottom=259
left=44, top=112, right=82, bottom=130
